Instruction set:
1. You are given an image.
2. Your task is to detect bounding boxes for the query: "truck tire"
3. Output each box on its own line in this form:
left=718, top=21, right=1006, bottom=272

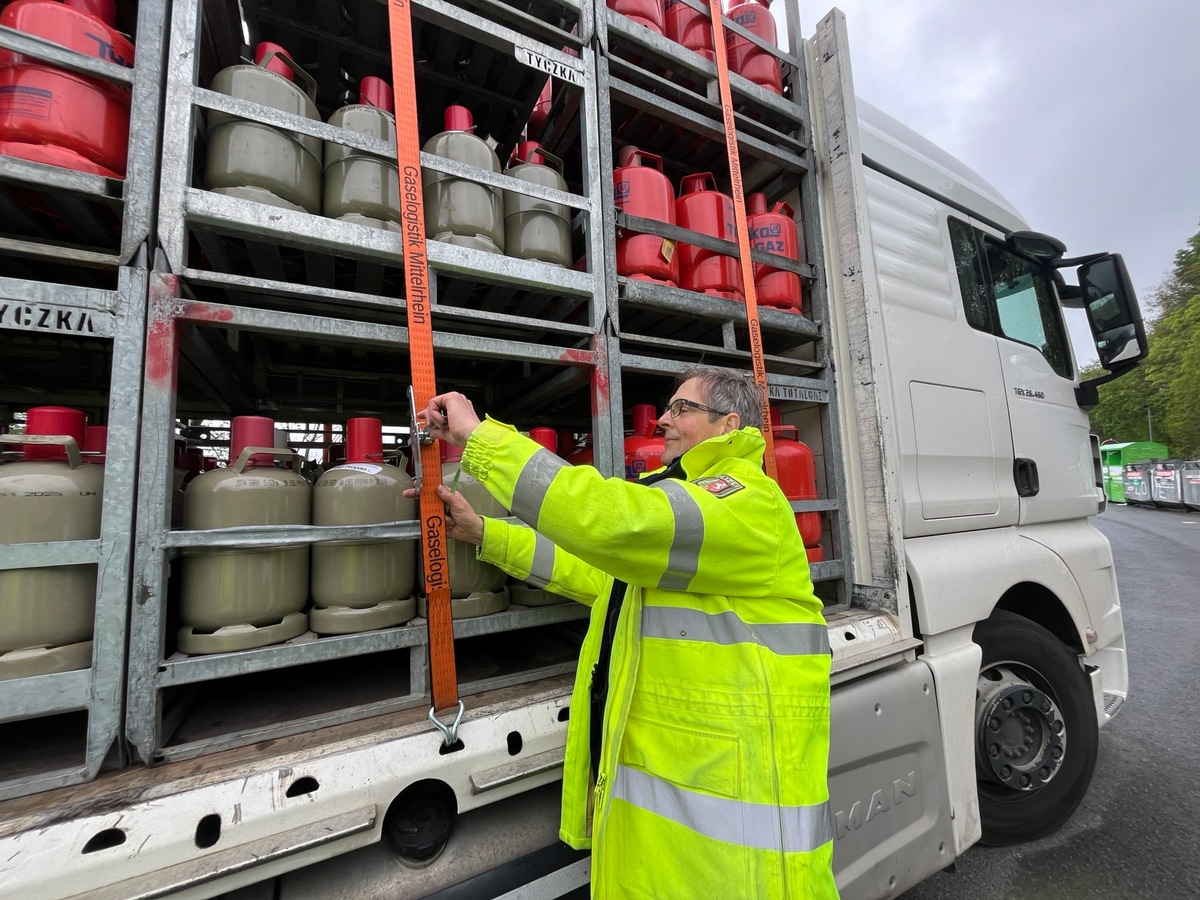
left=973, top=611, right=1098, bottom=846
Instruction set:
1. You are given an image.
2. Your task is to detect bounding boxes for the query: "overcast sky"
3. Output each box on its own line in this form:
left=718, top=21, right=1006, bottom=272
left=788, top=1, right=1200, bottom=362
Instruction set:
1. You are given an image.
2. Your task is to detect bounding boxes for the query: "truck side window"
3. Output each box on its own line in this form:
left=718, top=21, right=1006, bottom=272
left=949, top=218, right=990, bottom=330
left=947, top=217, right=1073, bottom=379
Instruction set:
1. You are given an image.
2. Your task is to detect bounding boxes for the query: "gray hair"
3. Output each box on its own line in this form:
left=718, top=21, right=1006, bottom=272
left=678, top=365, right=764, bottom=431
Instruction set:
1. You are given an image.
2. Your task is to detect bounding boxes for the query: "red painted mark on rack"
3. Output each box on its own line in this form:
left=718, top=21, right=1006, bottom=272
left=180, top=302, right=235, bottom=324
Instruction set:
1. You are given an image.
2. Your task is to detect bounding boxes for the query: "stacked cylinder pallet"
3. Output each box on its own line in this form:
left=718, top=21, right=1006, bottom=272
left=0, top=0, right=167, bottom=801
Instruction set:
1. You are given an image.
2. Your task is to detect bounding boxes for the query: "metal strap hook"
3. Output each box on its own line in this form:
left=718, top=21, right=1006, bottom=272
left=428, top=700, right=465, bottom=748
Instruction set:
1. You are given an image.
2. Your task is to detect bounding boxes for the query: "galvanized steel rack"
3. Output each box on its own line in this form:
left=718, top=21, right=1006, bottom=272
left=119, top=0, right=852, bottom=764
left=590, top=0, right=851, bottom=597
left=0, top=262, right=150, bottom=801
left=0, top=0, right=168, bottom=800
left=0, top=0, right=168, bottom=269
left=127, top=0, right=610, bottom=763
left=126, top=272, right=595, bottom=763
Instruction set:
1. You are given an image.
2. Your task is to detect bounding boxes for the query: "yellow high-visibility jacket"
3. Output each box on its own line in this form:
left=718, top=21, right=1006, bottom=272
left=462, top=418, right=838, bottom=899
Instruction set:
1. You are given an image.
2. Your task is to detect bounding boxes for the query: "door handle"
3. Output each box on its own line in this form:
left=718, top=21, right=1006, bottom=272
left=1014, top=458, right=1040, bottom=497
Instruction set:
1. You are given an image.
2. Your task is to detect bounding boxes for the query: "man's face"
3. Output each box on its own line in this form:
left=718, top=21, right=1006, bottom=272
left=657, top=378, right=737, bottom=465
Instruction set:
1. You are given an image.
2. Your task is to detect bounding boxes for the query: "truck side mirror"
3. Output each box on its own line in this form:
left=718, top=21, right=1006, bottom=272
left=1079, top=254, right=1146, bottom=370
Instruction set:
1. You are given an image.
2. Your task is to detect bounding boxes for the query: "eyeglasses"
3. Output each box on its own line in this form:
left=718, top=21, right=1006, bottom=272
left=662, top=398, right=725, bottom=419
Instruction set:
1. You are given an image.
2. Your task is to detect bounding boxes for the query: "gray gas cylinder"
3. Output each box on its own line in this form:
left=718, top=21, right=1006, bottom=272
left=179, top=416, right=311, bottom=654
left=0, top=407, right=102, bottom=680
left=311, top=417, right=417, bottom=634
left=324, top=76, right=401, bottom=232
left=429, top=442, right=510, bottom=617
left=203, top=42, right=323, bottom=213
left=422, top=105, right=505, bottom=254
left=504, top=142, right=572, bottom=267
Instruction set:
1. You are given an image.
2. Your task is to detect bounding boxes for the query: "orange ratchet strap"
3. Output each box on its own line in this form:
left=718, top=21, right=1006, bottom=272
left=707, top=0, right=778, bottom=480
left=388, top=0, right=461, bottom=738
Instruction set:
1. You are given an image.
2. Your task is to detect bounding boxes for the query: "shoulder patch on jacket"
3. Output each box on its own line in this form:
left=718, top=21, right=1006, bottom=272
left=692, top=475, right=745, bottom=498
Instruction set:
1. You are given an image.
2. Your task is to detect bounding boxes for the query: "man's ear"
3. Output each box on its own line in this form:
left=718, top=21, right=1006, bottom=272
left=722, top=412, right=741, bottom=434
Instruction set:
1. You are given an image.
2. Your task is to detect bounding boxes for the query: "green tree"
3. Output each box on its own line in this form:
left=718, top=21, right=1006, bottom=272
left=1149, top=222, right=1200, bottom=318
left=1086, top=361, right=1159, bottom=444
left=1149, top=292, right=1200, bottom=456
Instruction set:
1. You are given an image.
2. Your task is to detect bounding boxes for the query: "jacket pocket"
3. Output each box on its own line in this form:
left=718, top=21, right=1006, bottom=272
left=620, top=713, right=741, bottom=799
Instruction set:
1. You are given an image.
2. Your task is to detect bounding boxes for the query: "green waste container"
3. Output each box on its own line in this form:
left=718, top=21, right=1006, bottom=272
left=1100, top=441, right=1168, bottom=502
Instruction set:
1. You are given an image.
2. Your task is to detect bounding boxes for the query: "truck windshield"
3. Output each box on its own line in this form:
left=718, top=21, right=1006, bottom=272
left=949, top=217, right=1073, bottom=379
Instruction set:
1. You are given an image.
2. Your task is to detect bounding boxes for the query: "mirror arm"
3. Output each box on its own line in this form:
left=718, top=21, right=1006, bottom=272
left=1075, top=363, right=1138, bottom=411
left=1057, top=252, right=1109, bottom=268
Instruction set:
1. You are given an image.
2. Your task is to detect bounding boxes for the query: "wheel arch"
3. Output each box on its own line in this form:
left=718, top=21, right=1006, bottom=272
left=994, top=583, right=1084, bottom=654
left=905, top=529, right=1092, bottom=647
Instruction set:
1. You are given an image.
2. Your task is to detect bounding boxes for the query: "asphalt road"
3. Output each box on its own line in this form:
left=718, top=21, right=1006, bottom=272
left=902, top=502, right=1200, bottom=899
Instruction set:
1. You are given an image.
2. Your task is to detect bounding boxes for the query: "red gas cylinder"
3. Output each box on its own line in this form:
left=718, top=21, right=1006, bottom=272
left=624, top=403, right=664, bottom=480
left=608, top=0, right=665, bottom=35
left=676, top=173, right=743, bottom=301
left=805, top=545, right=823, bottom=564
left=83, top=424, right=107, bottom=464
left=665, top=0, right=713, bottom=60
left=529, top=427, right=558, bottom=452
left=747, top=193, right=802, bottom=312
left=726, top=0, right=782, bottom=95
left=0, top=0, right=134, bottom=178
left=556, top=430, right=578, bottom=457
left=566, top=434, right=593, bottom=466
left=527, top=79, right=551, bottom=135
left=614, top=147, right=679, bottom=287
left=22, top=405, right=85, bottom=460
left=770, top=407, right=821, bottom=546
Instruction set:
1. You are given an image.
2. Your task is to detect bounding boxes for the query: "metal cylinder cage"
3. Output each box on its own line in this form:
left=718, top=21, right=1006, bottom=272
left=0, top=0, right=854, bottom=800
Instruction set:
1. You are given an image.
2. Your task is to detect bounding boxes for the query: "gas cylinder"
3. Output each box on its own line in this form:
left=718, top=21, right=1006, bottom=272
left=311, top=417, right=416, bottom=634
left=0, top=406, right=102, bottom=680
left=556, top=430, right=578, bottom=458
left=608, top=0, right=665, bottom=35
left=527, top=79, right=551, bottom=136
left=624, top=403, right=664, bottom=480
left=747, top=192, right=803, bottom=312
left=726, top=0, right=783, bottom=95
left=324, top=76, right=401, bottom=232
left=676, top=172, right=743, bottom=300
left=179, top=415, right=311, bottom=654
left=171, top=440, right=200, bottom=528
left=508, top=581, right=570, bottom=607
left=504, top=142, right=572, bottom=267
left=665, top=0, right=713, bottom=59
left=805, top=545, right=823, bottom=564
left=83, top=424, right=107, bottom=464
left=435, top=441, right=510, bottom=617
left=0, top=0, right=134, bottom=178
left=528, top=427, right=558, bottom=453
left=422, top=105, right=505, bottom=254
left=769, top=407, right=821, bottom=546
left=203, top=42, right=323, bottom=213
left=566, top=433, right=593, bottom=466
left=614, top=147, right=679, bottom=286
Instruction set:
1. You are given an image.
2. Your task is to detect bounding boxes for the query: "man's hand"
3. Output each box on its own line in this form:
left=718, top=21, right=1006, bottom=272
left=404, top=483, right=485, bottom=546
left=419, top=392, right=482, bottom=448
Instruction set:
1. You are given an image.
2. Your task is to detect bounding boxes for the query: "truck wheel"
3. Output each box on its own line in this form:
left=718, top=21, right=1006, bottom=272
left=973, top=611, right=1098, bottom=846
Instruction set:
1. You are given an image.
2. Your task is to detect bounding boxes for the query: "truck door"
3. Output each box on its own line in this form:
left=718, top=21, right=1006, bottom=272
left=955, top=218, right=1097, bottom=524
left=863, top=172, right=1020, bottom=536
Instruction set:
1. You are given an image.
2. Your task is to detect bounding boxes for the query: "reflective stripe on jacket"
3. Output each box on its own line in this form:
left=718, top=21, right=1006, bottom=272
left=464, top=418, right=839, bottom=898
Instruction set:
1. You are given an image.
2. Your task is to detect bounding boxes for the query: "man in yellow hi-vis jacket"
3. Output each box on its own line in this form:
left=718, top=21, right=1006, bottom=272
left=415, top=366, right=839, bottom=898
